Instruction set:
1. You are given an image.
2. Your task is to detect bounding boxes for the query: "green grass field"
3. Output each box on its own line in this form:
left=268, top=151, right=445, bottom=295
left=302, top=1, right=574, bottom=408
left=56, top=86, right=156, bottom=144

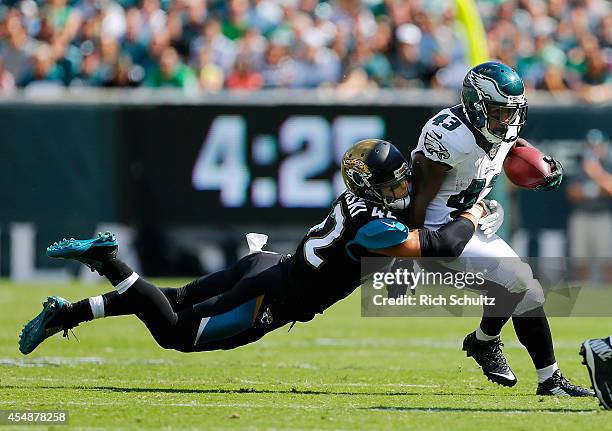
left=1, top=281, right=611, bottom=430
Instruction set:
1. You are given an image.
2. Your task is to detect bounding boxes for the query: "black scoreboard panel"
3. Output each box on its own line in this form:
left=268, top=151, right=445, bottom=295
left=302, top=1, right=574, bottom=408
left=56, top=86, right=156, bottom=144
left=118, top=105, right=434, bottom=225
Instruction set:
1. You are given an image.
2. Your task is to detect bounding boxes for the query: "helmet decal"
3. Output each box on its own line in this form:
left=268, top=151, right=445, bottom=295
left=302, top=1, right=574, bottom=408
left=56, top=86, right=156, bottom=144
left=350, top=170, right=366, bottom=187
left=469, top=71, right=526, bottom=106
left=343, top=158, right=371, bottom=175
left=470, top=72, right=503, bottom=102
left=343, top=158, right=372, bottom=187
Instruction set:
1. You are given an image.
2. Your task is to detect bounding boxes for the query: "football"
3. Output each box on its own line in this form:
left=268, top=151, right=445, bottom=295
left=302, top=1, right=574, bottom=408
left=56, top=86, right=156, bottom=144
left=503, top=140, right=551, bottom=189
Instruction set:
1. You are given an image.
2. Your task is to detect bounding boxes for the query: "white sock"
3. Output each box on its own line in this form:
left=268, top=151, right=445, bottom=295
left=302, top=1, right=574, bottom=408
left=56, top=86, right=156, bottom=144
left=116, top=272, right=139, bottom=294
left=536, top=362, right=559, bottom=383
left=88, top=295, right=105, bottom=319
left=475, top=326, right=500, bottom=342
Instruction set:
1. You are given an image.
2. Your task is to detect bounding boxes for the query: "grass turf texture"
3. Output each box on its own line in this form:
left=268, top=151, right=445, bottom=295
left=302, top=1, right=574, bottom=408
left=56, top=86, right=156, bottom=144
left=1, top=281, right=611, bottom=430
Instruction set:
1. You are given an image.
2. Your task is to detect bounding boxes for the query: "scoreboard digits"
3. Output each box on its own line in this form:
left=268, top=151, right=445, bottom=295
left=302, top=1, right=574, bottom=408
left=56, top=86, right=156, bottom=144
left=192, top=115, right=385, bottom=209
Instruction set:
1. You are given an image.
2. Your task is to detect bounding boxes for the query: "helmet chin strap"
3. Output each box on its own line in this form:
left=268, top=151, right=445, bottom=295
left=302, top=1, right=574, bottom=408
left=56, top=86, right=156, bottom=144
left=483, top=122, right=519, bottom=144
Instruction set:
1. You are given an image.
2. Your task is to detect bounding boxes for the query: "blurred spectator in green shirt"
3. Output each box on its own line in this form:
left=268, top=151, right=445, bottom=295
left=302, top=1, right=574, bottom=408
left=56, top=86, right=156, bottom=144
left=147, top=46, right=196, bottom=88
left=222, top=0, right=250, bottom=41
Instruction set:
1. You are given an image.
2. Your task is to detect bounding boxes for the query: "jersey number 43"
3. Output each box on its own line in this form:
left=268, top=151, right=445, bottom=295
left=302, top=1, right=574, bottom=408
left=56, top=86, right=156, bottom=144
left=447, top=174, right=499, bottom=218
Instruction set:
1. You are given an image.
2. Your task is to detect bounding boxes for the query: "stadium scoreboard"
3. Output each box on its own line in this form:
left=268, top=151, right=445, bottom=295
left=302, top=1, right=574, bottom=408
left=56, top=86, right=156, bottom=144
left=120, top=105, right=433, bottom=224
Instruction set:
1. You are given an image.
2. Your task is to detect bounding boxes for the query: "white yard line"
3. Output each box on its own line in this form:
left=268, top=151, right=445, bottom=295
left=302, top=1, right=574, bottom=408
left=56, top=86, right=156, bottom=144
left=260, top=338, right=594, bottom=349
left=0, top=400, right=598, bottom=415
left=0, top=357, right=173, bottom=367
left=0, top=400, right=322, bottom=410
left=2, top=375, right=439, bottom=389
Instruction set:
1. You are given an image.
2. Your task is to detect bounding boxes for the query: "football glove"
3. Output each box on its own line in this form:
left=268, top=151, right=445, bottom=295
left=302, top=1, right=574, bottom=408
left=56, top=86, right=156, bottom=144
left=479, top=199, right=504, bottom=238
left=535, top=156, right=563, bottom=191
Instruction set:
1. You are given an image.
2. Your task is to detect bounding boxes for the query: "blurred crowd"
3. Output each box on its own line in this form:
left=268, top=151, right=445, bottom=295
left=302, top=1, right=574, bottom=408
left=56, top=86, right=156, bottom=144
left=567, top=129, right=612, bottom=281
left=0, top=0, right=610, bottom=99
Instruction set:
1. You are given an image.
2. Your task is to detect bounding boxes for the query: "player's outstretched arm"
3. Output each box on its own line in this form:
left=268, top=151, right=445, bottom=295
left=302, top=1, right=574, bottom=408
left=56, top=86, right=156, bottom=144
left=371, top=203, right=486, bottom=258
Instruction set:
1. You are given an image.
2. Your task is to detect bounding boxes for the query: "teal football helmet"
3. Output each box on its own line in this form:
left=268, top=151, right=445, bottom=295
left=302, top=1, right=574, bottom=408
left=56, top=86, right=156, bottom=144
left=461, top=61, right=528, bottom=145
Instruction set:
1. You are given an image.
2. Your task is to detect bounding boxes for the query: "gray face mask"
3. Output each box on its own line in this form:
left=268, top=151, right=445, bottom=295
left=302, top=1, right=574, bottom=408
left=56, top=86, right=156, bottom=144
left=481, top=101, right=527, bottom=144
left=375, top=175, right=412, bottom=211
left=385, top=195, right=411, bottom=211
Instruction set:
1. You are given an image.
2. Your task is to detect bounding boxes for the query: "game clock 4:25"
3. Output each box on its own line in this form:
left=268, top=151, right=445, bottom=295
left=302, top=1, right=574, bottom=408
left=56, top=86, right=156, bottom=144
left=191, top=115, right=386, bottom=209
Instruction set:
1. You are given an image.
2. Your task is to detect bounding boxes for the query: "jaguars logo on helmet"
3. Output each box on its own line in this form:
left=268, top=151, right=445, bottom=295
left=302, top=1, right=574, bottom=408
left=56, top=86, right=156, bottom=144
left=461, top=61, right=528, bottom=145
left=342, top=158, right=372, bottom=187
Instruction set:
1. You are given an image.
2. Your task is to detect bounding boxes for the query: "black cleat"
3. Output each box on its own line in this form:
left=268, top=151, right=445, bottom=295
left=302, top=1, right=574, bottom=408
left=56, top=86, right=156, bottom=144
left=536, top=369, right=595, bottom=397
left=462, top=331, right=517, bottom=387
left=580, top=337, right=612, bottom=408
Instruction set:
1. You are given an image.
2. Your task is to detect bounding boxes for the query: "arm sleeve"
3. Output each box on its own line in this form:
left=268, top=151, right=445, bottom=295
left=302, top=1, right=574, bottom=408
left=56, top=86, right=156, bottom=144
left=352, top=219, right=409, bottom=250
left=419, top=217, right=475, bottom=259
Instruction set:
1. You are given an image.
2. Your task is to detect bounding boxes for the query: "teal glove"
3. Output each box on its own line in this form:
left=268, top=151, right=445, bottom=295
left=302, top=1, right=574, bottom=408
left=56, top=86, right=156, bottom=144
left=536, top=156, right=563, bottom=191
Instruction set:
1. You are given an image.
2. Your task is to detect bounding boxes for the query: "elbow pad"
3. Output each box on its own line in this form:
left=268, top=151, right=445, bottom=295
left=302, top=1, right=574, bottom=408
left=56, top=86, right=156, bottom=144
left=419, top=217, right=475, bottom=259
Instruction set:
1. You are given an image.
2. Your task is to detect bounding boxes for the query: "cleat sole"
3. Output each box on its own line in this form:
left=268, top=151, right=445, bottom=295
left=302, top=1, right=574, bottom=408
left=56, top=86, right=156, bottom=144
left=484, top=373, right=518, bottom=387
left=46, top=231, right=118, bottom=272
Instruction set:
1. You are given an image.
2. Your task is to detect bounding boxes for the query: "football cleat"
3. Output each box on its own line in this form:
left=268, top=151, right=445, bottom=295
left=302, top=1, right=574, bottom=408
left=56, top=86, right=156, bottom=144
left=536, top=369, right=595, bottom=397
left=19, top=296, right=76, bottom=355
left=47, top=231, right=118, bottom=274
left=580, top=337, right=612, bottom=408
left=462, top=331, right=517, bottom=387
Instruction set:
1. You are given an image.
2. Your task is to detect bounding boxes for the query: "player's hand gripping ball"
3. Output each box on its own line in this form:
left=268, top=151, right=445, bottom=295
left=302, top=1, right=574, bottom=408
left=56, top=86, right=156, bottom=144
left=503, top=139, right=563, bottom=190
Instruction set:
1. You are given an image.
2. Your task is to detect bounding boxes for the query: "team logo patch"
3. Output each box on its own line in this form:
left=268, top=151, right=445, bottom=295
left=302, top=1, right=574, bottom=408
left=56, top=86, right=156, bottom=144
left=424, top=132, right=450, bottom=160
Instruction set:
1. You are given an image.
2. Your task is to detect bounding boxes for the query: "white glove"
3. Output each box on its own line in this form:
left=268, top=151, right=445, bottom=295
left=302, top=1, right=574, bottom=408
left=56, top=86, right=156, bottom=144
left=479, top=199, right=504, bottom=238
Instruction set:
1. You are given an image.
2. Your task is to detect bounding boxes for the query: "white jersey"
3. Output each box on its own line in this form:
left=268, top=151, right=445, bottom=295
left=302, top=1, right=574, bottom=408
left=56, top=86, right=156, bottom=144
left=410, top=106, right=543, bottom=314
left=411, top=105, right=515, bottom=229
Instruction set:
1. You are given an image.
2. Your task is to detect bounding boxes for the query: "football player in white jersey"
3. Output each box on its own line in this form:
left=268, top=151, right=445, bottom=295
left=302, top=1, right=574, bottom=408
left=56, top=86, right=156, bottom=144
left=404, top=62, right=593, bottom=397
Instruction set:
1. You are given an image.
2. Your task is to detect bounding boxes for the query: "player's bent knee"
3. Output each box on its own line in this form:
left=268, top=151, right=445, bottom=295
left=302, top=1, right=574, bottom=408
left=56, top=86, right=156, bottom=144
left=526, top=280, right=546, bottom=307
left=499, top=260, right=536, bottom=294
left=513, top=280, right=546, bottom=315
